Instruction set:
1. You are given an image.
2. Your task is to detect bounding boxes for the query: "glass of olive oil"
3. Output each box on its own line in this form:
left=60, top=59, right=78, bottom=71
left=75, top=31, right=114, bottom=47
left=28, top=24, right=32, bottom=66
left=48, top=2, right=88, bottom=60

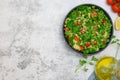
left=95, top=56, right=120, bottom=80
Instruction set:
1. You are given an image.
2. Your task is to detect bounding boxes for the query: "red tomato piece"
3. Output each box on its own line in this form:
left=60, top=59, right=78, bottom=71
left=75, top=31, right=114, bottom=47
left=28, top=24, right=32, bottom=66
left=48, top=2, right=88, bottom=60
left=112, top=3, right=120, bottom=12
left=94, top=41, right=97, bottom=45
left=102, top=41, right=105, bottom=44
left=74, top=36, right=80, bottom=41
left=85, top=42, right=90, bottom=47
left=92, top=11, right=98, bottom=17
left=77, top=21, right=81, bottom=25
left=79, top=46, right=84, bottom=50
left=103, top=20, right=107, bottom=25
left=64, top=27, right=70, bottom=31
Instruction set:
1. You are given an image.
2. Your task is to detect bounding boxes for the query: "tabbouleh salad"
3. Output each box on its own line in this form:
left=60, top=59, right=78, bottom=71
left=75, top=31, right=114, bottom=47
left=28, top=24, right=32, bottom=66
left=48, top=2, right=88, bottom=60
left=64, top=5, right=112, bottom=54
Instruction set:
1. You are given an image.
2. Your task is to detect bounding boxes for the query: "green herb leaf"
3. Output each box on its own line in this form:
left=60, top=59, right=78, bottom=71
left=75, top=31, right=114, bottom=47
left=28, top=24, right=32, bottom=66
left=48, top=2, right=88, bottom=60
left=117, top=43, right=120, bottom=46
left=83, top=66, right=88, bottom=72
left=83, top=54, right=88, bottom=59
left=89, top=62, right=94, bottom=65
left=116, top=39, right=120, bottom=42
left=112, top=35, right=116, bottom=38
left=79, top=60, right=87, bottom=66
left=65, top=31, right=70, bottom=37
left=91, top=56, right=98, bottom=61
left=72, top=27, right=79, bottom=33
left=111, top=35, right=120, bottom=47
left=111, top=40, right=117, bottom=44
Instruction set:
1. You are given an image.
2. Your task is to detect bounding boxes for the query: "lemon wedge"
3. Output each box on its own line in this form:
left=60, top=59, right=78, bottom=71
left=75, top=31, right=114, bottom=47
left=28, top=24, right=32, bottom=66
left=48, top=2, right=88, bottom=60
left=115, top=17, right=120, bottom=30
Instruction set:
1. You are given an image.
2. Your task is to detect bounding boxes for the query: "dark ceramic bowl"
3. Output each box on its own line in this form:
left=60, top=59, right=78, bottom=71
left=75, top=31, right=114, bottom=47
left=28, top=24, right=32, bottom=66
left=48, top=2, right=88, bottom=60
left=63, top=4, right=113, bottom=55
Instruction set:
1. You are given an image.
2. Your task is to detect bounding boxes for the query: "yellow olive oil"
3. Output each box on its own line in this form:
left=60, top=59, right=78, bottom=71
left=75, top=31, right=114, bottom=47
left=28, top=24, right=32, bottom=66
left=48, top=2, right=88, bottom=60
left=95, top=56, right=117, bottom=80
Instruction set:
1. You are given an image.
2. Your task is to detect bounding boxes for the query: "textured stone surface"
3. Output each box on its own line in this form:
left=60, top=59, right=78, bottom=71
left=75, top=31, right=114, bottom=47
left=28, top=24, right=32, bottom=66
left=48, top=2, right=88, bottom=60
left=0, top=0, right=119, bottom=80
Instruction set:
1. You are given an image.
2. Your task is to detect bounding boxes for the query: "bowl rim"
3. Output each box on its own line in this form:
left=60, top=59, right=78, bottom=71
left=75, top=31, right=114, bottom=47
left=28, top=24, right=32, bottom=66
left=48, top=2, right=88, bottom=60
left=63, top=4, right=113, bottom=55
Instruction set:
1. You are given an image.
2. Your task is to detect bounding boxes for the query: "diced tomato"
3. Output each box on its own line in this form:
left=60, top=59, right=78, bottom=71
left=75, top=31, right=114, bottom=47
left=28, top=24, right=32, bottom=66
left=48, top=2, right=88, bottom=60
left=102, top=41, right=105, bottom=44
left=85, top=42, right=90, bottom=47
left=64, top=27, right=70, bottom=31
left=103, top=20, right=107, bottom=25
left=92, top=11, right=98, bottom=17
left=77, top=21, right=81, bottom=25
left=74, top=36, right=80, bottom=41
left=79, top=46, right=84, bottom=50
left=94, top=41, right=97, bottom=45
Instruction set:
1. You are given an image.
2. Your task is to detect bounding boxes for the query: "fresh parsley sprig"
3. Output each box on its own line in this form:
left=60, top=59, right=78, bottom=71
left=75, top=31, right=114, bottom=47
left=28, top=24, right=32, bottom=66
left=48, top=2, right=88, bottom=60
left=75, top=56, right=98, bottom=72
left=111, top=35, right=120, bottom=46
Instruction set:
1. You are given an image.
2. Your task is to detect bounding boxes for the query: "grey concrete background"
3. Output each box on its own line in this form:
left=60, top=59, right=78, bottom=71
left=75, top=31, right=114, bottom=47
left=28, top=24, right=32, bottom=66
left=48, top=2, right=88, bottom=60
left=0, top=0, right=119, bottom=80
